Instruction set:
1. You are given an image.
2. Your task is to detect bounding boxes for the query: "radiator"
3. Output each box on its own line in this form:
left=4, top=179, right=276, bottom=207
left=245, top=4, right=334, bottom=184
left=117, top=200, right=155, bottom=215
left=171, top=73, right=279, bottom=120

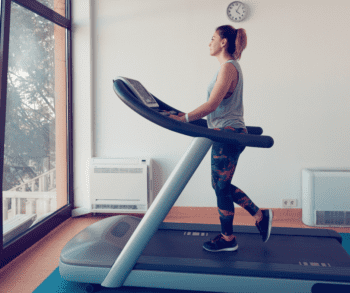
left=302, top=168, right=350, bottom=227
left=89, top=157, right=154, bottom=214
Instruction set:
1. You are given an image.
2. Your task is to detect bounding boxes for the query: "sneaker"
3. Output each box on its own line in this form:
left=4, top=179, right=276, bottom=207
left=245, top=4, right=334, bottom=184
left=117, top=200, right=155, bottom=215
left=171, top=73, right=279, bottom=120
left=255, top=209, right=273, bottom=243
left=203, top=234, right=238, bottom=252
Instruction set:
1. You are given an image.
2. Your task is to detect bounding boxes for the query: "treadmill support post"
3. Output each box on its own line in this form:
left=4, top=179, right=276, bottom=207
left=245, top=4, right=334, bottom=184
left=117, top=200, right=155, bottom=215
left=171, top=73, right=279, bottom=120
left=101, top=137, right=213, bottom=288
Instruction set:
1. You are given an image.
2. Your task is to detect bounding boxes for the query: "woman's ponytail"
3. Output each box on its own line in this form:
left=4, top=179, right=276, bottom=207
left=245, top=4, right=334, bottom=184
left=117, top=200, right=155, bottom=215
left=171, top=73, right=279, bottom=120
left=233, top=28, right=247, bottom=60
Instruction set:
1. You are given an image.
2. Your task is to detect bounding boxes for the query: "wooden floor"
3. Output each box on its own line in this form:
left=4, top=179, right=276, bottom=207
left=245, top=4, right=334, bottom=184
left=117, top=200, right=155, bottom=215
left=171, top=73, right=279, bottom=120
left=0, top=207, right=349, bottom=293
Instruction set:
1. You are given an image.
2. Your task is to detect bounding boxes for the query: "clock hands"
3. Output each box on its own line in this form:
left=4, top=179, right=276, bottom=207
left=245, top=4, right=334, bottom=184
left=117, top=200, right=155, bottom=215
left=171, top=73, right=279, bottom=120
left=235, top=4, right=242, bottom=15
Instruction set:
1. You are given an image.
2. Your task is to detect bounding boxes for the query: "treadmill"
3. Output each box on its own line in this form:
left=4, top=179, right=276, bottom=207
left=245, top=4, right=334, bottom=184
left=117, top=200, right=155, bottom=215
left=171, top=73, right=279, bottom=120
left=59, top=77, right=350, bottom=292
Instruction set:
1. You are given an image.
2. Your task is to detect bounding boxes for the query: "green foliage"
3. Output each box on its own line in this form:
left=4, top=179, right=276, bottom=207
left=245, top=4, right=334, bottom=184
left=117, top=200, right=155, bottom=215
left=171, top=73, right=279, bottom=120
left=4, top=0, right=60, bottom=191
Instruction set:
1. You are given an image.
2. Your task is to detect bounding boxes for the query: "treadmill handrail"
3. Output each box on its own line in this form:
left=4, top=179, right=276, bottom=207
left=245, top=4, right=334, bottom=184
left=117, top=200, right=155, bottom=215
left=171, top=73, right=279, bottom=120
left=113, top=79, right=274, bottom=148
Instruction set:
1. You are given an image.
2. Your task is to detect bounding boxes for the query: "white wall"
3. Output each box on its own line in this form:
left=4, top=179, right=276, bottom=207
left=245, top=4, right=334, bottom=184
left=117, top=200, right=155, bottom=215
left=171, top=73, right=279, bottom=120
left=72, top=0, right=350, bottom=210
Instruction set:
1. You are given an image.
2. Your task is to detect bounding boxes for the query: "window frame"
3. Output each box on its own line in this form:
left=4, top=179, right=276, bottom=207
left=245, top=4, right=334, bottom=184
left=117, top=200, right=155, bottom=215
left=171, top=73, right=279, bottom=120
left=0, top=0, right=73, bottom=269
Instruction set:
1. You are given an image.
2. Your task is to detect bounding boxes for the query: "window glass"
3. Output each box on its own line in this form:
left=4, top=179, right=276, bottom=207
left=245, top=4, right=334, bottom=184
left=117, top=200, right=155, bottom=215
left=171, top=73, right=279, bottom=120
left=2, top=1, right=68, bottom=246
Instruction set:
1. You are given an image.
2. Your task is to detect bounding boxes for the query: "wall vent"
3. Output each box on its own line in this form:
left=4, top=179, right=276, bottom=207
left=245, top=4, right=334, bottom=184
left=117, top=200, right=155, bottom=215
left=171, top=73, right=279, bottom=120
left=302, top=168, right=350, bottom=227
left=89, top=158, right=154, bottom=214
left=316, top=211, right=350, bottom=226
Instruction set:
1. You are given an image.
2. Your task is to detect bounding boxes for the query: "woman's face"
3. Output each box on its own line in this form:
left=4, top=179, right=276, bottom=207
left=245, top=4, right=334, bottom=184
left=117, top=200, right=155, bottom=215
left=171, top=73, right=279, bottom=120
left=209, top=31, right=224, bottom=56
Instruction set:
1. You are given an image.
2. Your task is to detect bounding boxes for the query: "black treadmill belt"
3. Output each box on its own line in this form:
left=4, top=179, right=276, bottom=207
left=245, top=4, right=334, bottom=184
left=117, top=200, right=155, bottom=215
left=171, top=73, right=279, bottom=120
left=141, top=230, right=350, bottom=268
left=131, top=229, right=350, bottom=283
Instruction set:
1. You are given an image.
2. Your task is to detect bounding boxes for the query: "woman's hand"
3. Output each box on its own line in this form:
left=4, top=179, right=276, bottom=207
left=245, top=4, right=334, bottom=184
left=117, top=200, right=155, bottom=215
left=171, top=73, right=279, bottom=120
left=169, top=114, right=184, bottom=121
left=169, top=112, right=185, bottom=121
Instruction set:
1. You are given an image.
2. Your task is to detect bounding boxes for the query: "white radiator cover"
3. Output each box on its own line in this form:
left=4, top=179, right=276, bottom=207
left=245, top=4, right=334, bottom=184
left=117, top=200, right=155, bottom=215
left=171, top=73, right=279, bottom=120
left=302, top=168, right=350, bottom=227
left=89, top=158, right=154, bottom=214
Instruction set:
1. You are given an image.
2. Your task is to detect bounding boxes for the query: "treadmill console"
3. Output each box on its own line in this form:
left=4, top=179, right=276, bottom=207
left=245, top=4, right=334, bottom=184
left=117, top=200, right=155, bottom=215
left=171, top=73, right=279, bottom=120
left=114, top=77, right=178, bottom=116
left=115, top=76, right=159, bottom=108
left=113, top=76, right=273, bottom=147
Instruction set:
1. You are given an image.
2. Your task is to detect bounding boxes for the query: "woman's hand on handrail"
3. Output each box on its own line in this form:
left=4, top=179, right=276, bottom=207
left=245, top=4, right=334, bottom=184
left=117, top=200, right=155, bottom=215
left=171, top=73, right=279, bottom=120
left=169, top=112, right=185, bottom=121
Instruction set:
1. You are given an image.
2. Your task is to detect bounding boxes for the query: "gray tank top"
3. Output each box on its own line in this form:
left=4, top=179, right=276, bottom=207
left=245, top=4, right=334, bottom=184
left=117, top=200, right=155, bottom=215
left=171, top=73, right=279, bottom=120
left=207, top=60, right=246, bottom=129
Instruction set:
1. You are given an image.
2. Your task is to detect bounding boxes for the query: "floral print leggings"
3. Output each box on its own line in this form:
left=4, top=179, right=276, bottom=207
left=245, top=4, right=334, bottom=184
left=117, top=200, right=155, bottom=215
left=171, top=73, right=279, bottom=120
left=211, top=126, right=260, bottom=236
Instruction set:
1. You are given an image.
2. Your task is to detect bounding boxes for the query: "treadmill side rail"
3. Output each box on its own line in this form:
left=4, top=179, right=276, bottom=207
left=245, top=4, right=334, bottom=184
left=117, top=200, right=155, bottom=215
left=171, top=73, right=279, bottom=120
left=60, top=260, right=350, bottom=293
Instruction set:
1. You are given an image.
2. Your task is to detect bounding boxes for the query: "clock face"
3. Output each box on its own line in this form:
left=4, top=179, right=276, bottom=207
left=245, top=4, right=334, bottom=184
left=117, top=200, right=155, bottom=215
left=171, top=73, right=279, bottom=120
left=227, top=1, right=247, bottom=22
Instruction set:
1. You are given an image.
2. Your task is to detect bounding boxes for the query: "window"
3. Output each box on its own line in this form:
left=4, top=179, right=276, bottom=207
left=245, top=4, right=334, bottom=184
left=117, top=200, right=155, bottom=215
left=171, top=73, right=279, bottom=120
left=0, top=0, right=72, bottom=269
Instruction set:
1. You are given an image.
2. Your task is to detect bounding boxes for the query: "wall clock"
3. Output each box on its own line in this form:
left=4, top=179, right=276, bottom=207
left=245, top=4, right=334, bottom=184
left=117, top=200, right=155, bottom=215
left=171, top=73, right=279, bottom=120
left=227, top=1, right=247, bottom=22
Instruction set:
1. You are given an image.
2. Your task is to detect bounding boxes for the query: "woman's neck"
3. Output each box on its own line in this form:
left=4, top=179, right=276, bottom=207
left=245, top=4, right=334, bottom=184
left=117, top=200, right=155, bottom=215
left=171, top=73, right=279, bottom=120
left=217, top=52, right=234, bottom=66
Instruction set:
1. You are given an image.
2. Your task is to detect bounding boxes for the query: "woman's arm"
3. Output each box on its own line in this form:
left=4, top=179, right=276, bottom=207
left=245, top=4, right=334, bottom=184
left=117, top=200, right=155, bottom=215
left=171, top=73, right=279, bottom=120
left=170, top=63, right=238, bottom=123
left=208, top=63, right=238, bottom=110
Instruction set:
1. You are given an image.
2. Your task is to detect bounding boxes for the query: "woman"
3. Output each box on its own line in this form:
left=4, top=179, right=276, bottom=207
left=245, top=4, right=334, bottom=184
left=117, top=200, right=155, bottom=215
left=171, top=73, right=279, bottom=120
left=169, top=25, right=273, bottom=252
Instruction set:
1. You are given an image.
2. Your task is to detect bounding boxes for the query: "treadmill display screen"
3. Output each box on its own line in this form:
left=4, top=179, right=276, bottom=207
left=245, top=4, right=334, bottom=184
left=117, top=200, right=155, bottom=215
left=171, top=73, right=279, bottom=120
left=116, top=77, right=159, bottom=108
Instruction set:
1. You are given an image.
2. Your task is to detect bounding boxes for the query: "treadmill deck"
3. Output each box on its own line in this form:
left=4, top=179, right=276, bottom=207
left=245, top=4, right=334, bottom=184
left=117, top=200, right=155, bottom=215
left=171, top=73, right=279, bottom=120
left=60, top=216, right=350, bottom=283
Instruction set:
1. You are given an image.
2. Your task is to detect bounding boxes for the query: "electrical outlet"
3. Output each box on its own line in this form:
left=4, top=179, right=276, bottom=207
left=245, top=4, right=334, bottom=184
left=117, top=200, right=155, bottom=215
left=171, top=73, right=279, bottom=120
left=282, top=199, right=298, bottom=208
left=289, top=199, right=297, bottom=207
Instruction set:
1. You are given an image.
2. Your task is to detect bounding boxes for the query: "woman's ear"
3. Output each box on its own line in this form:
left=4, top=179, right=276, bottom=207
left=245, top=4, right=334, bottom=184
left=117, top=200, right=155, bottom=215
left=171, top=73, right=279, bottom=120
left=221, top=38, right=227, bottom=48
